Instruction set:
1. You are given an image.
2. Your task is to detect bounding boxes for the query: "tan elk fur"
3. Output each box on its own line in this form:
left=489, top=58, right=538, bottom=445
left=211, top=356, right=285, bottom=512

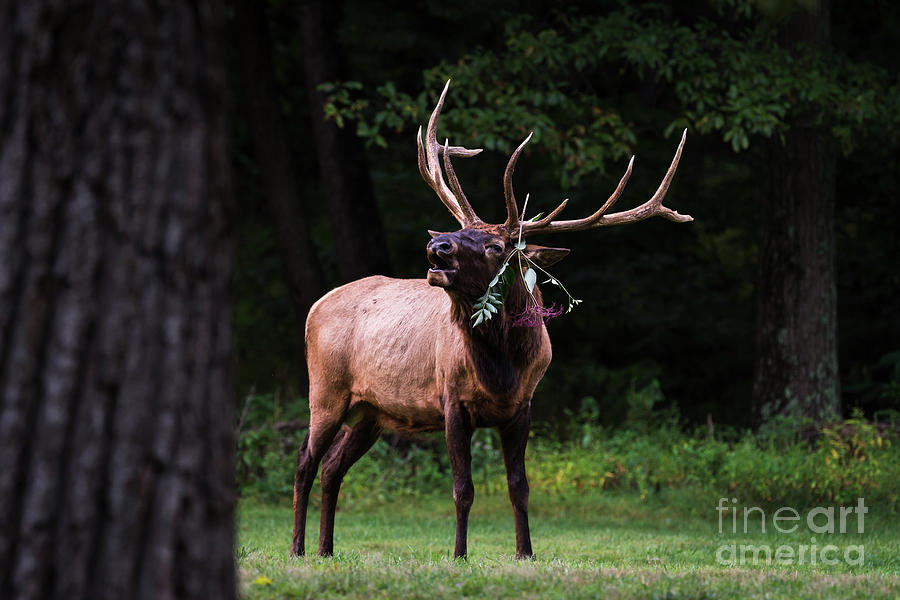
left=304, top=275, right=551, bottom=438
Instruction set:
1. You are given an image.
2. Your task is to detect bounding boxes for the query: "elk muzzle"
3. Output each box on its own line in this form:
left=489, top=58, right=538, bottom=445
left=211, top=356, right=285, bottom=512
left=426, top=235, right=459, bottom=288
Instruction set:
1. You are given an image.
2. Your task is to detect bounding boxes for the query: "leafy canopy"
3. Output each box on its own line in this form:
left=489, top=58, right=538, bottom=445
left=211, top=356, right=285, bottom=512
left=320, top=1, right=898, bottom=185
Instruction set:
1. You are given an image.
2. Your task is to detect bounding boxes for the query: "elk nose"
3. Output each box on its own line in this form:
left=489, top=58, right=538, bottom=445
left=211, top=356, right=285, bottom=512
left=427, top=236, right=457, bottom=256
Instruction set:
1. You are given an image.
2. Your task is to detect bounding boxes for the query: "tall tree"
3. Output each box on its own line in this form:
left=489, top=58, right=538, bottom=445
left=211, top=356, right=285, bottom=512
left=299, top=0, right=392, bottom=281
left=321, top=0, right=898, bottom=424
left=754, top=0, right=840, bottom=423
left=0, top=2, right=235, bottom=599
left=234, top=0, right=327, bottom=390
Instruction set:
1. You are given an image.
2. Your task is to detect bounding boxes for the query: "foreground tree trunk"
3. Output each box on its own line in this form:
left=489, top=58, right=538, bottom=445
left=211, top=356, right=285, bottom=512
left=0, top=3, right=235, bottom=599
left=754, top=0, right=840, bottom=424
left=299, top=0, right=392, bottom=281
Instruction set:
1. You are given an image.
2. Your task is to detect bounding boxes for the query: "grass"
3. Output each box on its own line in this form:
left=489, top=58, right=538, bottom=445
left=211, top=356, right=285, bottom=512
left=236, top=488, right=900, bottom=599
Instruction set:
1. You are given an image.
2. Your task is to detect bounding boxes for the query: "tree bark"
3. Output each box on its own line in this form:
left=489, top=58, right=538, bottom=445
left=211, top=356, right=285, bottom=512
left=754, top=0, right=841, bottom=424
left=0, top=2, right=235, bottom=599
left=234, top=0, right=327, bottom=391
left=299, top=0, right=393, bottom=281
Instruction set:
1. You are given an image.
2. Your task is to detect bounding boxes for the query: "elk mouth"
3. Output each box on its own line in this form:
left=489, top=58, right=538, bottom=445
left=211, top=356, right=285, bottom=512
left=426, top=253, right=457, bottom=288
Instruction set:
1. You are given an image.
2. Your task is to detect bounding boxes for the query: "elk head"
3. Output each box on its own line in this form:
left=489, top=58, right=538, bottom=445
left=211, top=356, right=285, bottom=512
left=417, top=80, right=691, bottom=306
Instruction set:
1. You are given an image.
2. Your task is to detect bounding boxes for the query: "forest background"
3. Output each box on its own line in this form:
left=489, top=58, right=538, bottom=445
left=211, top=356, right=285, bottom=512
left=231, top=0, right=900, bottom=430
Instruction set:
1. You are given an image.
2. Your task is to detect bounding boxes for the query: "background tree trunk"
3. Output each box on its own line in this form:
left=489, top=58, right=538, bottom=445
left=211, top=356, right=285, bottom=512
left=234, top=0, right=327, bottom=391
left=754, top=0, right=841, bottom=423
left=299, top=0, right=393, bottom=281
left=0, top=2, right=235, bottom=599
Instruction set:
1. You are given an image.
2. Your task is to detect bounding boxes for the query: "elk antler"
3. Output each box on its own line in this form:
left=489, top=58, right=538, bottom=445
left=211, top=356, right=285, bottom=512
left=502, top=131, right=569, bottom=230
left=516, top=129, right=692, bottom=236
left=416, top=80, right=484, bottom=227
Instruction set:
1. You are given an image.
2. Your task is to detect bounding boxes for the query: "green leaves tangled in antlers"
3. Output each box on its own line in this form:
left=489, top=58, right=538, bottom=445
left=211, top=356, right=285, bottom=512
left=472, top=197, right=581, bottom=328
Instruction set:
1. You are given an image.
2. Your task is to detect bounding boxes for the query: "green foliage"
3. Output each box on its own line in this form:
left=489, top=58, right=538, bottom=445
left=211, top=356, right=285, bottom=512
left=624, top=378, right=668, bottom=431
left=472, top=222, right=581, bottom=328
left=340, top=436, right=451, bottom=502
left=318, top=64, right=637, bottom=189
left=235, top=392, right=310, bottom=503
left=237, top=427, right=302, bottom=502
left=814, top=411, right=898, bottom=504
left=235, top=393, right=900, bottom=511
left=529, top=409, right=900, bottom=510
left=319, top=3, right=899, bottom=187
left=471, top=261, right=514, bottom=327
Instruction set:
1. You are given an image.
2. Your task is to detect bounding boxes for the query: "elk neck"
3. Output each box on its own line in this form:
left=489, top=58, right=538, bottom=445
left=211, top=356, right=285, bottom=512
left=448, top=278, right=545, bottom=397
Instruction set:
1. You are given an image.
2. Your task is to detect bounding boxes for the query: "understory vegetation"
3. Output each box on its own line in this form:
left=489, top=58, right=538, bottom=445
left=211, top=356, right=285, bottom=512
left=236, top=393, right=900, bottom=598
left=236, top=391, right=900, bottom=513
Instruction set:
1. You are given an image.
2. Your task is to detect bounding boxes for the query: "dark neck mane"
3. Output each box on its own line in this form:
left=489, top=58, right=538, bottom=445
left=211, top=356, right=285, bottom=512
left=449, top=281, right=544, bottom=396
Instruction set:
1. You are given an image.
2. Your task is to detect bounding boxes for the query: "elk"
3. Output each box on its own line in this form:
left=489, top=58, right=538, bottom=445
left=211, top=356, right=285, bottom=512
left=291, top=81, right=691, bottom=559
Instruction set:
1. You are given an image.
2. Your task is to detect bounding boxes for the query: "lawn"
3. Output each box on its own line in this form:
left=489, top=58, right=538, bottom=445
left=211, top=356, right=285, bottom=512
left=236, top=488, right=900, bottom=599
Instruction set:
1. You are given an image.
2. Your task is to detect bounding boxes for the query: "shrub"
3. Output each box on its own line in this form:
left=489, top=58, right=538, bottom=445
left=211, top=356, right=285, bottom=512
left=235, top=392, right=308, bottom=503
left=235, top=392, right=900, bottom=511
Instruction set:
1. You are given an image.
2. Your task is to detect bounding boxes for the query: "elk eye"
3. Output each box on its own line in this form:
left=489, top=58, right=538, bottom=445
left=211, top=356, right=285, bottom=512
left=486, top=244, right=503, bottom=254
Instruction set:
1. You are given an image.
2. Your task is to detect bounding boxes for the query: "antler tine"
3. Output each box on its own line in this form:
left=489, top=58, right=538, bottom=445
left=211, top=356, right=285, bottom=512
left=502, top=132, right=534, bottom=229
left=417, top=125, right=461, bottom=223
left=418, top=135, right=482, bottom=176
left=523, top=156, right=633, bottom=234
left=521, top=198, right=569, bottom=231
left=441, top=145, right=482, bottom=158
left=643, top=128, right=691, bottom=222
left=523, top=129, right=691, bottom=235
left=443, top=139, right=480, bottom=224
left=417, top=80, right=483, bottom=226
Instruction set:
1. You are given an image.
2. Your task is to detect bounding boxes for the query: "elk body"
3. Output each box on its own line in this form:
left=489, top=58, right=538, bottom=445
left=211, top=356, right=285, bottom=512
left=291, top=81, right=691, bottom=559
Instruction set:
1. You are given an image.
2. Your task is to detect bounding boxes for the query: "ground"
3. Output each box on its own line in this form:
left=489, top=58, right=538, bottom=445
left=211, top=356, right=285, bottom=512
left=236, top=489, right=900, bottom=599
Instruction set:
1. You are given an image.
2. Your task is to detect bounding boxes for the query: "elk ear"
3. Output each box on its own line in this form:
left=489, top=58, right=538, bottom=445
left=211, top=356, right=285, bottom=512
left=524, top=245, right=570, bottom=268
left=428, top=230, right=447, bottom=239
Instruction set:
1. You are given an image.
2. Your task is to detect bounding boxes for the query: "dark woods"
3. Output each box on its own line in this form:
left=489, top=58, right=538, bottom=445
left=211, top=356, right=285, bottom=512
left=229, top=0, right=900, bottom=429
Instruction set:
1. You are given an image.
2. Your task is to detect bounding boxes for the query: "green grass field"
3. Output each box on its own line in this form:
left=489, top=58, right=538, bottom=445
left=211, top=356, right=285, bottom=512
left=236, top=489, right=900, bottom=599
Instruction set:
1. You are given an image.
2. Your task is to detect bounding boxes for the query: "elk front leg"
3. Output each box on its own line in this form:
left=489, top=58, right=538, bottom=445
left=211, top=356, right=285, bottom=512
left=500, top=402, right=533, bottom=559
left=444, top=403, right=474, bottom=559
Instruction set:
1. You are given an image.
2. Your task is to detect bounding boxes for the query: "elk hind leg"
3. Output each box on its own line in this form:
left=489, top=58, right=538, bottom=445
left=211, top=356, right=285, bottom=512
left=318, top=416, right=381, bottom=556
left=291, top=401, right=346, bottom=557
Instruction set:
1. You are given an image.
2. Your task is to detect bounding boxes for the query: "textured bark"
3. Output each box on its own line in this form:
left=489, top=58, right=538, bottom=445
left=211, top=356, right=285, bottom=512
left=299, top=0, right=392, bottom=281
left=235, top=0, right=326, bottom=391
left=754, top=0, right=840, bottom=423
left=0, top=2, right=235, bottom=600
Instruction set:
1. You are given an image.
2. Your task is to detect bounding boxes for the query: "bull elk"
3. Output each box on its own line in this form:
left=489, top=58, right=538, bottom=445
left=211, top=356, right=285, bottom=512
left=291, top=81, right=691, bottom=559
